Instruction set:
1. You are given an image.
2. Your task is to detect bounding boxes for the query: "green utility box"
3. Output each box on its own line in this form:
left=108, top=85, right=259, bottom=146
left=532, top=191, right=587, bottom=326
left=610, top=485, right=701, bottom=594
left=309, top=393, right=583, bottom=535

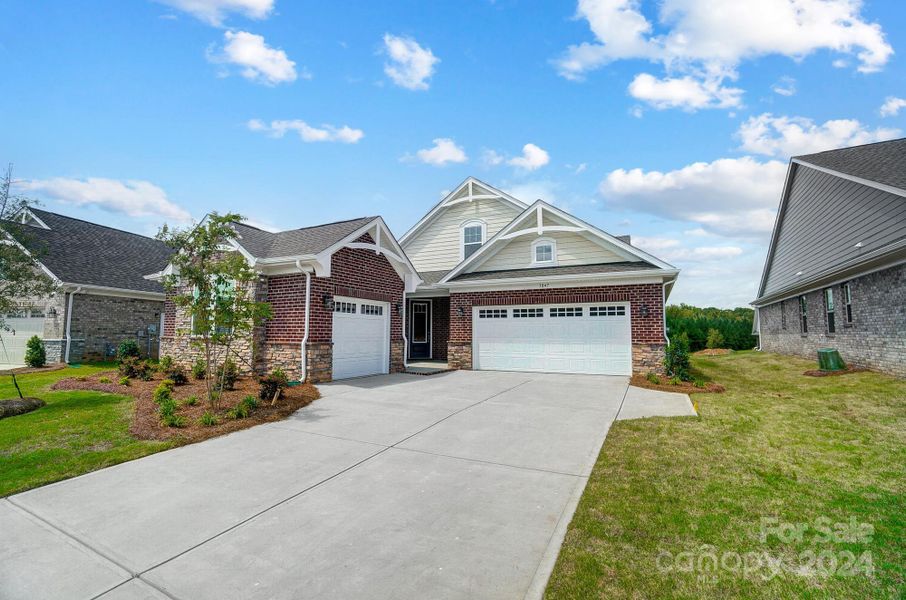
left=817, top=348, right=846, bottom=372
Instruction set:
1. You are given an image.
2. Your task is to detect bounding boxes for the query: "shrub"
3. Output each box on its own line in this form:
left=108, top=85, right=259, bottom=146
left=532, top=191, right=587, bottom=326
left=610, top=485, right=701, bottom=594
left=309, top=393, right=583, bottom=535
left=139, top=361, right=155, bottom=381
left=161, top=413, right=186, bottom=428
left=118, top=355, right=152, bottom=380
left=75, top=375, right=88, bottom=382
left=191, top=358, right=206, bottom=380
left=241, top=394, right=259, bottom=411
left=215, top=359, right=239, bottom=391
left=153, top=380, right=175, bottom=404
left=706, top=328, right=725, bottom=349
left=98, top=376, right=111, bottom=384
left=119, top=376, right=130, bottom=386
left=645, top=372, right=661, bottom=385
left=669, top=376, right=683, bottom=386
left=664, top=332, right=692, bottom=381
left=158, top=397, right=177, bottom=418
left=158, top=355, right=174, bottom=371
left=164, top=364, right=188, bottom=385
left=258, top=368, right=289, bottom=401
left=24, top=336, right=46, bottom=368
left=117, top=340, right=140, bottom=362
left=199, top=411, right=218, bottom=427
left=693, top=379, right=706, bottom=388
left=182, top=395, right=199, bottom=407
left=227, top=401, right=250, bottom=419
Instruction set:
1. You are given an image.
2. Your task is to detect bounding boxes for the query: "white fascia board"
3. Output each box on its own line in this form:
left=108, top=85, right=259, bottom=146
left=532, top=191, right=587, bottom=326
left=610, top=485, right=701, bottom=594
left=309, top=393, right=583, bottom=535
left=14, top=207, right=51, bottom=229
left=445, top=268, right=678, bottom=292
left=792, top=159, right=906, bottom=198
left=64, top=283, right=166, bottom=301
left=399, top=176, right=527, bottom=245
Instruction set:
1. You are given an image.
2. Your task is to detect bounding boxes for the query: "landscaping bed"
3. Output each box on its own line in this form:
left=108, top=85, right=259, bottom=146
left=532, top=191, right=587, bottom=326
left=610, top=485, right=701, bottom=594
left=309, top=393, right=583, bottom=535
left=52, top=370, right=320, bottom=442
left=630, top=373, right=725, bottom=394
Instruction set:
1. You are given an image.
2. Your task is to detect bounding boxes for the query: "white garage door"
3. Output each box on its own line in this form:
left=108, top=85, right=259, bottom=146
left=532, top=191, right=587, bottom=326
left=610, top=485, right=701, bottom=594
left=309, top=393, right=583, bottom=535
left=473, top=303, right=632, bottom=376
left=331, top=296, right=390, bottom=380
left=0, top=308, right=46, bottom=366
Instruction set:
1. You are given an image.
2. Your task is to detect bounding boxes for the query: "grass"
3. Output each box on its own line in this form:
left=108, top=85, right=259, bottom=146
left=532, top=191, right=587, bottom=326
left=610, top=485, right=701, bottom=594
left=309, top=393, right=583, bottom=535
left=0, top=364, right=175, bottom=496
left=546, top=351, right=905, bottom=599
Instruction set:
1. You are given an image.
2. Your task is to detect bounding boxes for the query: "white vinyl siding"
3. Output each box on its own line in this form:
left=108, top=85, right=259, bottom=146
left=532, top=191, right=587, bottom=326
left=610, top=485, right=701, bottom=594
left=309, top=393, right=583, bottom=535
left=403, top=199, right=521, bottom=272
left=476, top=231, right=624, bottom=272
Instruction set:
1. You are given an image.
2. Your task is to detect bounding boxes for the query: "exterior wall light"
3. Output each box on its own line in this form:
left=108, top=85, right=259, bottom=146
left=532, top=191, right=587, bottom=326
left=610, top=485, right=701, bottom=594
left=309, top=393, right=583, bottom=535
left=457, top=306, right=465, bottom=317
left=395, top=302, right=402, bottom=314
left=639, top=304, right=649, bottom=317
left=322, top=294, right=334, bottom=311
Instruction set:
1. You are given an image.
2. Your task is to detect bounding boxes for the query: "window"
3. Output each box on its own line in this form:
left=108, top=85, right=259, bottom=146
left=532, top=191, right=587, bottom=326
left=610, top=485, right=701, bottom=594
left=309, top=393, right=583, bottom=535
left=550, top=307, right=583, bottom=318
left=191, top=278, right=237, bottom=335
left=29, top=306, right=45, bottom=318
left=531, top=238, right=557, bottom=265
left=824, top=288, right=835, bottom=334
left=780, top=300, right=787, bottom=330
left=513, top=308, right=543, bottom=318
left=478, top=308, right=508, bottom=319
left=590, top=306, right=625, bottom=317
left=360, top=304, right=383, bottom=316
left=334, top=301, right=357, bottom=314
left=798, top=295, right=808, bottom=334
left=842, top=283, right=853, bottom=324
left=461, top=220, right=485, bottom=260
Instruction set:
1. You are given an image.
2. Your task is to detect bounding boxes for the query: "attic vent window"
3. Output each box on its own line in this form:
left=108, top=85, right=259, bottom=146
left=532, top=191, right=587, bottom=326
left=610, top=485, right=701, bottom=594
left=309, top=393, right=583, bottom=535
left=461, top=220, right=485, bottom=260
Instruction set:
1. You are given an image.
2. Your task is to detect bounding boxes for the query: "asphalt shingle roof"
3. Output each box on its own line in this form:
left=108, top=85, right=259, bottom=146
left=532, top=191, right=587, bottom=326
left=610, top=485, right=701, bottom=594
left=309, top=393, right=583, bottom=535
left=795, top=138, right=906, bottom=191
left=416, top=270, right=449, bottom=286
left=450, top=261, right=657, bottom=282
left=231, top=217, right=376, bottom=259
left=12, top=208, right=173, bottom=293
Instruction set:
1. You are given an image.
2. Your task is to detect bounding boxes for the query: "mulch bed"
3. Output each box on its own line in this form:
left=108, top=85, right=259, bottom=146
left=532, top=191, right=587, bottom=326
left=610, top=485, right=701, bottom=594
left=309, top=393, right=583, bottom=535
left=52, top=370, right=320, bottom=442
left=0, top=363, right=67, bottom=375
left=0, top=397, right=46, bottom=419
left=803, top=366, right=868, bottom=377
left=630, top=373, right=725, bottom=394
left=693, top=349, right=733, bottom=356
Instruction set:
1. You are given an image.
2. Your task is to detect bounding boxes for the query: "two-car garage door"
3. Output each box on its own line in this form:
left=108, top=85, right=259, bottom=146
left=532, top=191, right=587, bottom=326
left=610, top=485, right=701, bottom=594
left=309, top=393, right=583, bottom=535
left=331, top=296, right=391, bottom=380
left=472, top=303, right=632, bottom=376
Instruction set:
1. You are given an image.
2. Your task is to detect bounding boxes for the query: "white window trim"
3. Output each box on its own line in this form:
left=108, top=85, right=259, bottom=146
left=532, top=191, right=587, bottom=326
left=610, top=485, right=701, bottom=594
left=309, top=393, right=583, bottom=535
left=460, top=219, right=487, bottom=261
left=531, top=237, right=558, bottom=266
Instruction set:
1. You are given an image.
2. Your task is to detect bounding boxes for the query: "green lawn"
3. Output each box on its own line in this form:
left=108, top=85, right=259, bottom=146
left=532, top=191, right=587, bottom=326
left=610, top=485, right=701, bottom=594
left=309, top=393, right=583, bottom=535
left=0, top=365, right=174, bottom=496
left=546, top=351, right=905, bottom=599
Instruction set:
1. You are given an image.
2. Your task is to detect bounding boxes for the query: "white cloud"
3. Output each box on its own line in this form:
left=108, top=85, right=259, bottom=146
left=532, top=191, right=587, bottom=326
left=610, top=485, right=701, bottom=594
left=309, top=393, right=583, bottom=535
left=409, top=138, right=467, bottom=166
left=481, top=149, right=505, bottom=167
left=556, top=0, right=892, bottom=111
left=633, top=236, right=743, bottom=262
left=505, top=180, right=561, bottom=205
left=600, top=156, right=787, bottom=237
left=247, top=119, right=364, bottom=143
left=880, top=96, right=906, bottom=117
left=210, top=30, right=298, bottom=85
left=737, top=113, right=901, bottom=158
left=382, top=34, right=439, bottom=91
left=507, top=143, right=550, bottom=171
left=628, top=73, right=743, bottom=110
left=23, top=178, right=192, bottom=222
left=771, top=76, right=797, bottom=96
left=572, top=163, right=588, bottom=174
left=155, top=0, right=273, bottom=26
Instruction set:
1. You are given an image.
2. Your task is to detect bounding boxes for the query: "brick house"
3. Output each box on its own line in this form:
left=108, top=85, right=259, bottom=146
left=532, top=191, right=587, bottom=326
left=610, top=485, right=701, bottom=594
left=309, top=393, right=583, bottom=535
left=2, top=208, right=173, bottom=365
left=400, top=178, right=679, bottom=376
left=753, top=139, right=906, bottom=377
left=153, top=217, right=420, bottom=383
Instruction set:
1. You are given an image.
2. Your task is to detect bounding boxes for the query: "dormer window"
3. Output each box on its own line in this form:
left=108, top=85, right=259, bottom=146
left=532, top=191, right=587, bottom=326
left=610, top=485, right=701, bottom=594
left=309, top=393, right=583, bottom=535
left=461, top=220, right=486, bottom=260
left=531, top=238, right=557, bottom=266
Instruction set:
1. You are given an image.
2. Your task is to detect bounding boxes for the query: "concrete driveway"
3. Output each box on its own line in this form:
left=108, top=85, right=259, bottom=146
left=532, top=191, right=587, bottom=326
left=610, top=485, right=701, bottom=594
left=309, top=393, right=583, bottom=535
left=2, top=370, right=633, bottom=600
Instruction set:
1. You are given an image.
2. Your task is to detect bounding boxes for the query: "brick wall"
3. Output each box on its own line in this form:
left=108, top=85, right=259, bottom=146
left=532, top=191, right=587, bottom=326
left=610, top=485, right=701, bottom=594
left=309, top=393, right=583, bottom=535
left=447, top=283, right=666, bottom=372
left=758, top=263, right=906, bottom=378
left=431, top=296, right=450, bottom=361
left=69, top=294, right=163, bottom=362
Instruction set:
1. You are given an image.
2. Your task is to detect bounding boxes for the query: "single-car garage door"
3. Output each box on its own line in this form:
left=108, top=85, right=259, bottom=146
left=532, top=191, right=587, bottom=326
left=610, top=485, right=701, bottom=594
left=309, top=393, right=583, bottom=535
left=0, top=308, right=45, bottom=366
left=473, top=303, right=631, bottom=375
left=331, top=296, right=390, bottom=380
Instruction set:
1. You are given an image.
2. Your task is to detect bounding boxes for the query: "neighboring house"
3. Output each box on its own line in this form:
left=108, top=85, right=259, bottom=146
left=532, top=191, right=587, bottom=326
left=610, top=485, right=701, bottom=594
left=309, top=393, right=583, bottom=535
left=153, top=217, right=420, bottom=383
left=2, top=208, right=173, bottom=365
left=401, top=178, right=679, bottom=376
left=753, top=138, right=906, bottom=378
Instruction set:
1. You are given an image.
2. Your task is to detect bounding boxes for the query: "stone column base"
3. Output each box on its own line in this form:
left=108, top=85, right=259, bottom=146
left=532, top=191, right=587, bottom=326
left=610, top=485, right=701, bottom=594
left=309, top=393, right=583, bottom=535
left=632, top=343, right=666, bottom=375
left=261, top=342, right=303, bottom=381
left=306, top=341, right=333, bottom=383
left=390, top=339, right=405, bottom=373
left=448, top=341, right=472, bottom=370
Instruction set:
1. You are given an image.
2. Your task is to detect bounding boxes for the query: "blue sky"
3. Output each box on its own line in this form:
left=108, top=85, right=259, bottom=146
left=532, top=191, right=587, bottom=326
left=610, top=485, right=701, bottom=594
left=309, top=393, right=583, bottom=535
left=2, top=0, right=904, bottom=307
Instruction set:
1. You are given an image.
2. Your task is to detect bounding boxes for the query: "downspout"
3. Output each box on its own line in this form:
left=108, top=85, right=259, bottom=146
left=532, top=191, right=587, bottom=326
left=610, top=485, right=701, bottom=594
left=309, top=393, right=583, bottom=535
left=63, top=286, right=82, bottom=363
left=401, top=283, right=409, bottom=369
left=295, top=261, right=313, bottom=382
left=662, top=282, right=670, bottom=346
left=755, top=307, right=763, bottom=351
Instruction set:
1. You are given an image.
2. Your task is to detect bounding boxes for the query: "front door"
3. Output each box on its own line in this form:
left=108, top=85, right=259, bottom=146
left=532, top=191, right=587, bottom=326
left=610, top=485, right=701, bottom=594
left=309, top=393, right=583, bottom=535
left=409, top=301, right=431, bottom=359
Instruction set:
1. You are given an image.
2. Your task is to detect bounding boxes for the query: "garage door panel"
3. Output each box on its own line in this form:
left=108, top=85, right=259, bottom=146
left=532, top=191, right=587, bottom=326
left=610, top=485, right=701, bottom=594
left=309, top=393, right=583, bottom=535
left=473, top=303, right=632, bottom=376
left=332, top=297, right=390, bottom=380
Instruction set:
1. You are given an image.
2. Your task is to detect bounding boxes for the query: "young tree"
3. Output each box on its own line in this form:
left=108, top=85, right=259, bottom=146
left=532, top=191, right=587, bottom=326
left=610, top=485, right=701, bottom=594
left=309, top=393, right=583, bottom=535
left=158, top=213, right=270, bottom=408
left=0, top=164, right=56, bottom=398
left=705, top=327, right=725, bottom=349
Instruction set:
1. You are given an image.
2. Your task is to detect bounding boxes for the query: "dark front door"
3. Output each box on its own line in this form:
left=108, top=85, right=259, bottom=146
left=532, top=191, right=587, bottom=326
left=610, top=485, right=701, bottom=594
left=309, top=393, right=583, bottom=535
left=409, top=301, right=431, bottom=359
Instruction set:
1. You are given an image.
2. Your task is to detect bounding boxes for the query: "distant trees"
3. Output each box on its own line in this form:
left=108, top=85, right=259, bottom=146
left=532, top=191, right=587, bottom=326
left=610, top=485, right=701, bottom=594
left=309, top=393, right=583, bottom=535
left=666, top=304, right=756, bottom=351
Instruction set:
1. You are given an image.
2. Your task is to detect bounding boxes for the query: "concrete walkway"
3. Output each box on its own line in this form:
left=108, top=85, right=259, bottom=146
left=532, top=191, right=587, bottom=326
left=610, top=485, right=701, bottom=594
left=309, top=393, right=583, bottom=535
left=2, top=371, right=693, bottom=600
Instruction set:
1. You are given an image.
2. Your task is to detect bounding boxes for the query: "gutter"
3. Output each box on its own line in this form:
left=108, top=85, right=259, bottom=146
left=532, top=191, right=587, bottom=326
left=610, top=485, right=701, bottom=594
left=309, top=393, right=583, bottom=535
left=295, top=260, right=313, bottom=382
left=662, top=282, right=670, bottom=346
left=63, top=286, right=82, bottom=363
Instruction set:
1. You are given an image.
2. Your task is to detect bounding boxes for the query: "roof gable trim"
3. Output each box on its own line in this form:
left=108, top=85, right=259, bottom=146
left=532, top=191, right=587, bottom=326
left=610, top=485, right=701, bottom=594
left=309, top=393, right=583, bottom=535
left=792, top=158, right=906, bottom=198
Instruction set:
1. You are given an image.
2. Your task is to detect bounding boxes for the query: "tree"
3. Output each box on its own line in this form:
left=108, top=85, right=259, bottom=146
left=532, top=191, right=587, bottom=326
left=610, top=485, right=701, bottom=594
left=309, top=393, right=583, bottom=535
left=157, top=213, right=271, bottom=408
left=24, top=335, right=46, bottom=368
left=0, top=164, right=56, bottom=398
left=706, top=328, right=725, bottom=349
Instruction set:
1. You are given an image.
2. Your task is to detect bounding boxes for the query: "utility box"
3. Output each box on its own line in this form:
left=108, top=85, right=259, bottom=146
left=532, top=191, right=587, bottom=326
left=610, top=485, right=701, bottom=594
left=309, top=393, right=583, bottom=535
left=817, top=348, right=846, bottom=371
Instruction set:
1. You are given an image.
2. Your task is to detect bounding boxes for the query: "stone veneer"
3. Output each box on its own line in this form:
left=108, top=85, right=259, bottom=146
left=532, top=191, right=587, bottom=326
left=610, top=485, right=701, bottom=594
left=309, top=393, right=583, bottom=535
left=446, top=283, right=667, bottom=374
left=758, top=263, right=905, bottom=378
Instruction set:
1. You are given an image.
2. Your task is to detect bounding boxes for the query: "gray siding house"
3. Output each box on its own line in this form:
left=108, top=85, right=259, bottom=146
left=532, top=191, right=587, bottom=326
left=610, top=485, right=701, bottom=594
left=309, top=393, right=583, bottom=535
left=753, top=138, right=906, bottom=377
left=2, top=208, right=173, bottom=365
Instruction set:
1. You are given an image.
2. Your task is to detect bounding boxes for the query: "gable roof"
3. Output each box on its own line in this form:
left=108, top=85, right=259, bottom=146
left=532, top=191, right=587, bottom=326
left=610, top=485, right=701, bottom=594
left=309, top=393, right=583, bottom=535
left=230, top=216, right=377, bottom=259
left=400, top=177, right=527, bottom=245
left=794, top=138, right=906, bottom=194
left=450, top=261, right=660, bottom=282
left=440, top=200, right=676, bottom=284
left=9, top=208, right=173, bottom=294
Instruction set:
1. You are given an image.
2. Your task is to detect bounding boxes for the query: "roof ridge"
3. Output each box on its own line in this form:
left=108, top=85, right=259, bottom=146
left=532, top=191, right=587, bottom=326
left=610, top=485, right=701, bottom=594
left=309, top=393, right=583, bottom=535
left=794, top=136, right=906, bottom=159
left=277, top=215, right=376, bottom=234
left=29, top=207, right=166, bottom=243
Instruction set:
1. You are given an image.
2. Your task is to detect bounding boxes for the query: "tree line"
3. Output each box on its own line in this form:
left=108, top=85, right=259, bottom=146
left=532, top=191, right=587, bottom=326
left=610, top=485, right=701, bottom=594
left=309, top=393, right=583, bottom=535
left=665, top=304, right=757, bottom=351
